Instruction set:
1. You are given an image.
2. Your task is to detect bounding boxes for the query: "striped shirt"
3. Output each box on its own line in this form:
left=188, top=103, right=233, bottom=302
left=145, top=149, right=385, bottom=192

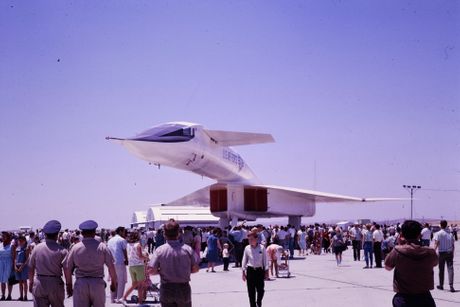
left=434, top=229, right=454, bottom=252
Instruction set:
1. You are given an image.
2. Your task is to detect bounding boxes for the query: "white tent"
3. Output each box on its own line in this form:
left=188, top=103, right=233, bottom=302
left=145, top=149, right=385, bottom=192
left=146, top=205, right=219, bottom=229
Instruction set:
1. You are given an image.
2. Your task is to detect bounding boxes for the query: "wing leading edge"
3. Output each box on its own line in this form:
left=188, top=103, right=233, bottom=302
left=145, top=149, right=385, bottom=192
left=256, top=184, right=405, bottom=203
left=203, top=129, right=275, bottom=146
left=166, top=183, right=403, bottom=208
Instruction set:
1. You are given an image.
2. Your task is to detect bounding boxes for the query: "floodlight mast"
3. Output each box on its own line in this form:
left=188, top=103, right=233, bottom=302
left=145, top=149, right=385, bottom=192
left=403, top=185, right=422, bottom=219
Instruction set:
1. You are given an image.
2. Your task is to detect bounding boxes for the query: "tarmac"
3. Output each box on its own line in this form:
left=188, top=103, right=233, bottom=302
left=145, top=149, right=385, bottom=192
left=4, top=241, right=460, bottom=307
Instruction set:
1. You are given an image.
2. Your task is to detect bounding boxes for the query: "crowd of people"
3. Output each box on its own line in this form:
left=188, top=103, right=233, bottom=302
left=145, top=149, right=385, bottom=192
left=0, top=219, right=457, bottom=306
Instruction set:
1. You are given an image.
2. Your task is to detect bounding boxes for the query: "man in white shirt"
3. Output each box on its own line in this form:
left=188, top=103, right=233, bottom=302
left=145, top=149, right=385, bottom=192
left=61, top=229, right=70, bottom=249
left=277, top=227, right=288, bottom=250
left=107, top=226, right=128, bottom=303
left=373, top=224, right=384, bottom=268
left=242, top=230, right=268, bottom=307
left=146, top=228, right=155, bottom=254
left=434, top=220, right=455, bottom=292
left=421, top=224, right=431, bottom=247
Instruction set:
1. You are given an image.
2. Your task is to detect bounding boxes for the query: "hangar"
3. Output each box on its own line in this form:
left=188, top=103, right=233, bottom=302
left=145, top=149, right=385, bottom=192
left=145, top=205, right=219, bottom=229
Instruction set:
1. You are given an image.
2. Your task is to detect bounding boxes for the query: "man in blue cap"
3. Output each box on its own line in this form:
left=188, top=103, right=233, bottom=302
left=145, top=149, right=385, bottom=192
left=28, top=220, right=69, bottom=307
left=64, top=220, right=117, bottom=307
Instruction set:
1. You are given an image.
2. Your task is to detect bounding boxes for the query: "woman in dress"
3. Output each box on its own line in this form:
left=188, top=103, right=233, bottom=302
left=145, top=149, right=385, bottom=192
left=13, top=235, right=30, bottom=301
left=192, top=229, right=202, bottom=264
left=297, top=227, right=307, bottom=256
left=206, top=228, right=222, bottom=272
left=0, top=232, right=14, bottom=301
left=322, top=230, right=331, bottom=254
left=331, top=227, right=345, bottom=266
left=313, top=230, right=322, bottom=255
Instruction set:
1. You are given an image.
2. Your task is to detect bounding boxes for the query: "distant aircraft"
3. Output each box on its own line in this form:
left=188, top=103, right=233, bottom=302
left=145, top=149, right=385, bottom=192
left=107, top=122, right=395, bottom=227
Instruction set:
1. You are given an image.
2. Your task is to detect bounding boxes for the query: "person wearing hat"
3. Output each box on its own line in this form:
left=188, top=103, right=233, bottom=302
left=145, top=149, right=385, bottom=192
left=64, top=220, right=117, bottom=307
left=28, top=220, right=69, bottom=307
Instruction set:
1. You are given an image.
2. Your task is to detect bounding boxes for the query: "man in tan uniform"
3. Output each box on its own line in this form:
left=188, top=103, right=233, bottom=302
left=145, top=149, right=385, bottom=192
left=149, top=219, right=199, bottom=307
left=64, top=220, right=117, bottom=307
left=28, top=220, right=68, bottom=307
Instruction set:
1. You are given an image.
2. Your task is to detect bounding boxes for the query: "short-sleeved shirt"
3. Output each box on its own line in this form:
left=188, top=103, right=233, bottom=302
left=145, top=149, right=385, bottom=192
left=146, top=230, right=155, bottom=240
left=28, top=239, right=68, bottom=277
left=242, top=244, right=268, bottom=271
left=107, top=235, right=127, bottom=265
left=350, top=227, right=362, bottom=241
left=277, top=230, right=287, bottom=240
left=149, top=240, right=196, bottom=284
left=421, top=228, right=431, bottom=241
left=384, top=243, right=438, bottom=294
left=434, top=229, right=454, bottom=252
left=373, top=230, right=384, bottom=242
left=64, top=238, right=114, bottom=278
left=229, top=229, right=243, bottom=243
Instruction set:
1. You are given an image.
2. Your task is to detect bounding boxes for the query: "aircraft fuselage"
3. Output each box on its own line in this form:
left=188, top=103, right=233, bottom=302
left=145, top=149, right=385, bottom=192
left=118, top=125, right=258, bottom=184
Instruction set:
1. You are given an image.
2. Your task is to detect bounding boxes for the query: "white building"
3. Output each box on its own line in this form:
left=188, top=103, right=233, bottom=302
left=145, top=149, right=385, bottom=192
left=145, top=205, right=219, bottom=229
left=131, top=211, right=147, bottom=228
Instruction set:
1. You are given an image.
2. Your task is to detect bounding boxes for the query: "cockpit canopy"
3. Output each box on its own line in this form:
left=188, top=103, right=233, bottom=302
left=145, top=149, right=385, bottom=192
left=131, top=123, right=195, bottom=143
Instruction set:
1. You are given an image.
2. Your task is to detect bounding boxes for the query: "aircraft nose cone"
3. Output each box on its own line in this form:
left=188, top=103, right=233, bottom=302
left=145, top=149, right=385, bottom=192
left=106, top=136, right=125, bottom=143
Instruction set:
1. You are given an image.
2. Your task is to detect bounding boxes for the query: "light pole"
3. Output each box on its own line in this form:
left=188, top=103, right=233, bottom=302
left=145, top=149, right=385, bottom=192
left=403, top=185, right=421, bottom=219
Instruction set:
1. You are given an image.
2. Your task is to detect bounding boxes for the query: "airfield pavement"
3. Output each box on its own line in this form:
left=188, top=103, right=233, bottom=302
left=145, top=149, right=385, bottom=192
left=5, top=241, right=460, bottom=307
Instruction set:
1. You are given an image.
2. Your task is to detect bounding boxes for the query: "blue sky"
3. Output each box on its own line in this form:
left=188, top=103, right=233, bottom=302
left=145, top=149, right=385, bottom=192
left=1, top=1, right=459, bottom=229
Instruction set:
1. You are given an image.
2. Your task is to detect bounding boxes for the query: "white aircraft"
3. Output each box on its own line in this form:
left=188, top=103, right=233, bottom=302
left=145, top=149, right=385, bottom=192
left=107, top=121, right=394, bottom=227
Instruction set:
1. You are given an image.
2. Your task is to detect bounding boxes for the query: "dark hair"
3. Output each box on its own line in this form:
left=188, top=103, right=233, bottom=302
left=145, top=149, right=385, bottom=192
left=440, top=220, right=448, bottom=229
left=1, top=232, right=11, bottom=239
left=46, top=233, right=59, bottom=240
left=18, top=235, right=27, bottom=247
left=115, top=227, right=125, bottom=235
left=401, top=220, right=422, bottom=240
left=164, top=219, right=180, bottom=239
left=81, top=229, right=96, bottom=237
left=128, top=231, right=139, bottom=243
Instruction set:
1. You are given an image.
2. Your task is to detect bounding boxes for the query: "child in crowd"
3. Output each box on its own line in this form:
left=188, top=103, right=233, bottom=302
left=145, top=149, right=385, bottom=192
left=222, top=243, right=231, bottom=271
